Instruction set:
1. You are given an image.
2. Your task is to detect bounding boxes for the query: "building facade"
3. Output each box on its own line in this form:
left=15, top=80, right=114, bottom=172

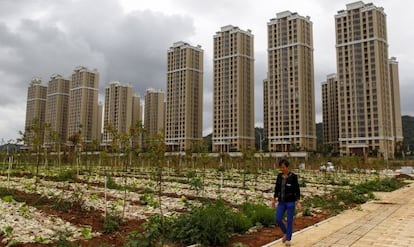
left=165, top=41, right=203, bottom=152
left=44, top=74, right=70, bottom=145
left=264, top=11, right=316, bottom=152
left=322, top=74, right=339, bottom=153
left=24, top=78, right=48, bottom=146
left=144, top=88, right=165, bottom=141
left=67, top=66, right=101, bottom=144
left=103, top=81, right=133, bottom=144
left=212, top=25, right=254, bottom=152
left=335, top=1, right=396, bottom=157
left=389, top=57, right=403, bottom=154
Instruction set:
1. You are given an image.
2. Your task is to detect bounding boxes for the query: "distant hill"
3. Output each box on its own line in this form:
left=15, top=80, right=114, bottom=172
left=403, top=115, right=414, bottom=151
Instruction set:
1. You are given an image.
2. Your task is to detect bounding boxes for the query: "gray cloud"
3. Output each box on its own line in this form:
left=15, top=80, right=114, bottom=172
left=0, top=0, right=196, bottom=140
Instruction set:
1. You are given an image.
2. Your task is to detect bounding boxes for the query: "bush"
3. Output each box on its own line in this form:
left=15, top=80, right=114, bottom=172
left=334, top=189, right=373, bottom=205
left=106, top=176, right=122, bottom=190
left=103, top=214, right=122, bottom=233
left=229, top=212, right=253, bottom=233
left=240, top=203, right=275, bottom=227
left=169, top=200, right=244, bottom=246
left=56, top=170, right=77, bottom=182
left=352, top=177, right=406, bottom=195
left=124, top=215, right=175, bottom=247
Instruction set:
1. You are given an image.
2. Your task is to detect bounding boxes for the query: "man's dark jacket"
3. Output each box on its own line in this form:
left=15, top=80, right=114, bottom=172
left=274, top=172, right=301, bottom=202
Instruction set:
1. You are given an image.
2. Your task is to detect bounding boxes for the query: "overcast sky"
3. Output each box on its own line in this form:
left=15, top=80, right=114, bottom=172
left=0, top=0, right=413, bottom=142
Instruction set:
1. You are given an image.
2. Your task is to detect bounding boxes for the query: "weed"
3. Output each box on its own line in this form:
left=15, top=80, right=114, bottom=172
left=302, top=206, right=313, bottom=216
left=103, top=214, right=122, bottom=233
left=2, top=195, right=15, bottom=203
left=169, top=200, right=246, bottom=246
left=240, top=203, right=275, bottom=227
left=139, top=193, right=158, bottom=208
left=53, top=229, right=78, bottom=247
left=189, top=177, right=204, bottom=194
left=103, top=202, right=122, bottom=233
left=106, top=176, right=122, bottom=190
left=81, top=227, right=93, bottom=240
left=3, top=226, right=13, bottom=236
left=56, top=170, right=77, bottom=182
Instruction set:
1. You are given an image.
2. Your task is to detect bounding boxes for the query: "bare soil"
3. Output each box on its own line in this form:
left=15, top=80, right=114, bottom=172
left=0, top=187, right=330, bottom=247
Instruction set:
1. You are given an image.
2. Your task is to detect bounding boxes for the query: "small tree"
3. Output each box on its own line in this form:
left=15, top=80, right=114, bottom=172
left=68, top=126, right=82, bottom=177
left=146, top=133, right=166, bottom=243
left=19, top=118, right=49, bottom=180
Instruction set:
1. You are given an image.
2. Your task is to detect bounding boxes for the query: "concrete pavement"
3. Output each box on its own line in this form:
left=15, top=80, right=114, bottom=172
left=263, top=180, right=414, bottom=247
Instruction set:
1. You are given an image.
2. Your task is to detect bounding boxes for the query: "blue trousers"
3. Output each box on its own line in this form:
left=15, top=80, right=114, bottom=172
left=275, top=201, right=296, bottom=241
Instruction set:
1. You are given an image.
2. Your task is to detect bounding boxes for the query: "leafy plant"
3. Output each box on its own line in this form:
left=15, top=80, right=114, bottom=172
left=34, top=235, right=49, bottom=244
left=302, top=206, right=313, bottom=216
left=2, top=195, right=15, bottom=203
left=106, top=176, right=122, bottom=190
left=139, top=193, right=158, bottom=208
left=103, top=202, right=122, bottom=233
left=189, top=176, right=204, bottom=194
left=240, top=202, right=275, bottom=227
left=103, top=214, right=122, bottom=233
left=123, top=215, right=175, bottom=247
left=56, top=169, right=77, bottom=182
left=53, top=229, right=77, bottom=247
left=18, top=203, right=31, bottom=219
left=81, top=227, right=93, bottom=240
left=169, top=200, right=247, bottom=246
left=3, top=226, right=13, bottom=236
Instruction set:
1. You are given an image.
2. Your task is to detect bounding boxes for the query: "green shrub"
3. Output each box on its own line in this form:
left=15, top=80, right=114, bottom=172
left=302, top=206, right=312, bottom=216
left=229, top=212, right=253, bottom=233
left=1, top=195, right=15, bottom=203
left=169, top=200, right=243, bottom=246
left=56, top=170, right=77, bottom=182
left=106, top=176, right=122, bottom=190
left=352, top=177, right=406, bottom=195
left=334, top=189, right=374, bottom=205
left=103, top=214, right=122, bottom=233
left=340, top=179, right=350, bottom=186
left=189, top=177, right=204, bottom=194
left=240, top=203, right=275, bottom=227
left=139, top=193, right=159, bottom=208
left=123, top=215, right=175, bottom=247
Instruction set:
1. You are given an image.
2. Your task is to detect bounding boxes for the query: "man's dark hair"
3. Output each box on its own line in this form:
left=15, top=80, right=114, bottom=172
left=278, top=159, right=290, bottom=167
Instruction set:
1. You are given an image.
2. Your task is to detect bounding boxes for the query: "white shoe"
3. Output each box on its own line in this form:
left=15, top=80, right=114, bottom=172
left=282, top=234, right=286, bottom=243
left=285, top=240, right=291, bottom=246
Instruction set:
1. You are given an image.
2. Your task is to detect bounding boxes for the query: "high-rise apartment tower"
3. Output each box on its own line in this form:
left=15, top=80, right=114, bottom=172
left=264, top=11, right=316, bottom=152
left=144, top=88, right=165, bottom=140
left=389, top=57, right=403, bottom=153
left=165, top=41, right=203, bottom=152
left=44, top=74, right=70, bottom=145
left=24, top=78, right=47, bottom=146
left=322, top=74, right=339, bottom=153
left=213, top=25, right=254, bottom=152
left=335, top=1, right=399, bottom=157
left=103, top=81, right=133, bottom=144
left=67, top=66, right=101, bottom=144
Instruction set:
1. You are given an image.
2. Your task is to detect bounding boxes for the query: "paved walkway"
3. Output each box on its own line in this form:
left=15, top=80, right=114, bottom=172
left=263, top=180, right=414, bottom=247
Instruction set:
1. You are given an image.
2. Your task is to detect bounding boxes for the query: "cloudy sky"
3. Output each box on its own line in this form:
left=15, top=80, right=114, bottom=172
left=0, top=0, right=413, bottom=142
